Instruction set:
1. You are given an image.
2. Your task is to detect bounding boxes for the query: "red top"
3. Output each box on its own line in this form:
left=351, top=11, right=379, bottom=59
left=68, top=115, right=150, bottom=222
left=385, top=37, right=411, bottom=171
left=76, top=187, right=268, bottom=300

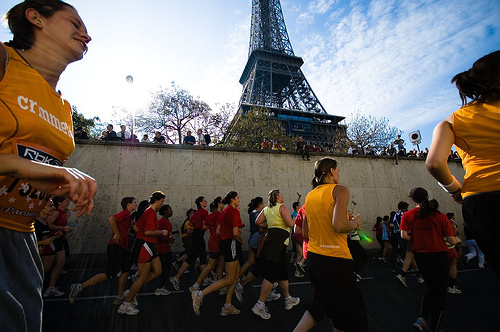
left=373, top=224, right=382, bottom=236
left=295, top=205, right=305, bottom=228
left=205, top=211, right=223, bottom=253
left=220, top=206, right=242, bottom=240
left=156, top=216, right=173, bottom=253
left=400, top=207, right=454, bottom=253
left=108, top=209, right=132, bottom=250
left=191, top=208, right=208, bottom=230
left=136, top=207, right=159, bottom=243
left=50, top=208, right=68, bottom=238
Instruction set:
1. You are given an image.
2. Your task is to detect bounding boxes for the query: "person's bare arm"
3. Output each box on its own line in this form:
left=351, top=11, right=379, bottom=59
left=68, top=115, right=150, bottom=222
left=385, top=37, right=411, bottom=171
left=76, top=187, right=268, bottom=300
left=426, top=117, right=463, bottom=203
left=0, top=154, right=96, bottom=216
left=255, top=210, right=267, bottom=228
left=332, top=185, right=361, bottom=233
left=108, top=216, right=120, bottom=243
left=279, top=204, right=295, bottom=228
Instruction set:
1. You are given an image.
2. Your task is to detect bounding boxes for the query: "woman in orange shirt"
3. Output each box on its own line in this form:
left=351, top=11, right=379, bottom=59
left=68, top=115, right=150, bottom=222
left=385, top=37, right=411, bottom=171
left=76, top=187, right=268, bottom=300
left=293, top=158, right=367, bottom=332
left=0, top=2, right=95, bottom=330
left=426, top=50, right=500, bottom=278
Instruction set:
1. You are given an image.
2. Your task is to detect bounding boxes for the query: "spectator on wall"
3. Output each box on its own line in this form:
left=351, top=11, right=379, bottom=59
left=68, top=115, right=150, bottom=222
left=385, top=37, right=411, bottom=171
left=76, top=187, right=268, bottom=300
left=183, top=131, right=196, bottom=145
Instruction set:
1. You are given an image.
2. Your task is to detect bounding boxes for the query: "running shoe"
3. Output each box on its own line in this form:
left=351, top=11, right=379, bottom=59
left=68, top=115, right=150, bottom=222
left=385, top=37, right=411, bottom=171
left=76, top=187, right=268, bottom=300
left=417, top=276, right=425, bottom=284
left=43, top=287, right=64, bottom=298
left=189, top=284, right=200, bottom=294
left=447, top=286, right=462, bottom=294
left=192, top=291, right=203, bottom=316
left=202, top=277, right=215, bottom=286
left=478, top=263, right=485, bottom=269
left=265, top=290, right=281, bottom=302
left=219, top=286, right=228, bottom=295
left=131, top=271, right=139, bottom=283
left=68, top=283, right=82, bottom=304
left=122, top=290, right=138, bottom=306
left=252, top=303, right=271, bottom=320
left=294, top=270, right=304, bottom=278
left=170, top=277, right=180, bottom=291
left=272, top=282, right=278, bottom=290
left=396, top=274, right=407, bottom=287
left=117, top=302, right=139, bottom=316
left=154, top=287, right=171, bottom=296
left=220, top=304, right=241, bottom=316
left=284, top=296, right=300, bottom=310
left=113, top=293, right=126, bottom=305
left=172, top=262, right=179, bottom=271
left=413, top=317, right=430, bottom=332
left=235, top=283, right=244, bottom=303
left=130, top=264, right=138, bottom=271
left=297, top=260, right=306, bottom=273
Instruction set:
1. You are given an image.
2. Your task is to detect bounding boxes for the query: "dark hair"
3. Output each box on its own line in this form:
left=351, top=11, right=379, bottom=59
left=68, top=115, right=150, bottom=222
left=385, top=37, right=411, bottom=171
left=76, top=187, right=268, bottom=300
left=382, top=215, right=390, bottom=222
left=267, top=189, right=280, bottom=207
left=451, top=50, right=500, bottom=106
left=429, top=199, right=440, bottom=212
left=185, top=208, right=195, bottom=218
left=446, top=212, right=455, bottom=220
left=159, top=204, right=171, bottom=217
left=375, top=216, right=382, bottom=225
left=397, top=201, right=409, bottom=211
left=209, top=196, right=222, bottom=212
left=311, top=158, right=338, bottom=188
left=195, top=196, right=205, bottom=209
left=120, top=197, right=135, bottom=210
left=5, top=0, right=74, bottom=50
left=222, top=191, right=238, bottom=205
left=52, top=196, right=65, bottom=208
left=292, top=201, right=300, bottom=211
left=409, top=187, right=436, bottom=219
left=149, top=191, right=165, bottom=204
left=247, top=196, right=264, bottom=214
left=135, top=200, right=149, bottom=221
left=390, top=210, right=396, bottom=221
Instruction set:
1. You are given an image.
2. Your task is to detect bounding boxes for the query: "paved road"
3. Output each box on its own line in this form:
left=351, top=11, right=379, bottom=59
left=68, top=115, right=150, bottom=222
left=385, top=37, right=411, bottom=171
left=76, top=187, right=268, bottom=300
left=42, top=253, right=499, bottom=332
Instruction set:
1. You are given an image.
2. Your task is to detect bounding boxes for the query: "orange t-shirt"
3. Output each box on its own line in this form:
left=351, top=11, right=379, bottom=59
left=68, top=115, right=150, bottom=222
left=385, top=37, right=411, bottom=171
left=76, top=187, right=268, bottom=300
left=304, top=184, right=352, bottom=259
left=452, top=100, right=500, bottom=197
left=0, top=45, right=74, bottom=232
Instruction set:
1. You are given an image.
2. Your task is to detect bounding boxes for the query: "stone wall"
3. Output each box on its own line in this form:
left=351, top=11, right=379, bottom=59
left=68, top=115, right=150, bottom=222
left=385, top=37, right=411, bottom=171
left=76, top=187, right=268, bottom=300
left=65, top=141, right=465, bottom=254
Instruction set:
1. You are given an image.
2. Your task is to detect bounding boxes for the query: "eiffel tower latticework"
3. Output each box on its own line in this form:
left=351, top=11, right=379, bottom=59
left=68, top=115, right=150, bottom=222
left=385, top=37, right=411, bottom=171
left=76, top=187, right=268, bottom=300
left=230, top=0, right=345, bottom=145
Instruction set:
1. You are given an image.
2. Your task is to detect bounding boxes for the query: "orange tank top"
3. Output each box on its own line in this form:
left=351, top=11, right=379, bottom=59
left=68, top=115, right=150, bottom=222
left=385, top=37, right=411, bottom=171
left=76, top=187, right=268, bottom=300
left=304, top=184, right=352, bottom=259
left=0, top=45, right=74, bottom=232
left=452, top=100, right=500, bottom=197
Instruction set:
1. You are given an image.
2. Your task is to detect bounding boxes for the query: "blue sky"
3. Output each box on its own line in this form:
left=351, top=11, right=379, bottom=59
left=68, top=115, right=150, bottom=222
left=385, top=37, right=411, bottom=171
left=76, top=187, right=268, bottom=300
left=1, top=0, right=499, bottom=150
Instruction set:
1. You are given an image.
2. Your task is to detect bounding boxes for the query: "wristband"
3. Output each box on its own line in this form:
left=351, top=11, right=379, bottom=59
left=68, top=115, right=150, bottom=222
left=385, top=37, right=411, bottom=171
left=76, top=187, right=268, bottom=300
left=438, top=176, right=461, bottom=194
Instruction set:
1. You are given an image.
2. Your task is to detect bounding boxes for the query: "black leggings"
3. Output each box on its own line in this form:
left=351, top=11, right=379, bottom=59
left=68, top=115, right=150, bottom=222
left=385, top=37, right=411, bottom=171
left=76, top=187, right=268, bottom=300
left=157, top=252, right=172, bottom=288
left=305, top=252, right=368, bottom=332
left=463, top=191, right=500, bottom=278
left=413, top=251, right=448, bottom=332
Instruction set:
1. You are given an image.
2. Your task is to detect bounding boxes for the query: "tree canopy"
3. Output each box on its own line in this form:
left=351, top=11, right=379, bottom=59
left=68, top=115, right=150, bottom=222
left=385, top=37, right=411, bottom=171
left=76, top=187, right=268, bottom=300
left=71, top=106, right=103, bottom=138
left=345, top=111, right=402, bottom=153
left=224, top=107, right=296, bottom=149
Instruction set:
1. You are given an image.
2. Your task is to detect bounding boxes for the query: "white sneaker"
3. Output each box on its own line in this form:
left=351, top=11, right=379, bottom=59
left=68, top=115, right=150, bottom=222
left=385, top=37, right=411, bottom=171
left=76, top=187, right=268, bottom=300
left=202, top=277, right=215, bottom=286
left=68, top=283, right=83, bottom=304
left=219, top=286, right=228, bottom=295
left=117, top=302, right=139, bottom=315
left=122, top=290, right=138, bottom=306
left=235, top=283, right=244, bottom=303
left=284, top=296, right=300, bottom=310
left=396, top=274, right=407, bottom=287
left=192, top=291, right=203, bottom=316
left=189, top=284, right=200, bottom=294
left=113, top=293, right=126, bottom=305
left=265, top=290, right=281, bottom=302
left=447, top=286, right=462, bottom=294
left=220, top=304, right=241, bottom=316
left=130, top=264, right=138, bottom=271
left=417, top=276, right=425, bottom=284
left=252, top=303, right=271, bottom=319
left=43, top=287, right=64, bottom=298
left=294, top=270, right=304, bottom=278
left=170, top=277, right=180, bottom=291
left=154, top=288, right=171, bottom=296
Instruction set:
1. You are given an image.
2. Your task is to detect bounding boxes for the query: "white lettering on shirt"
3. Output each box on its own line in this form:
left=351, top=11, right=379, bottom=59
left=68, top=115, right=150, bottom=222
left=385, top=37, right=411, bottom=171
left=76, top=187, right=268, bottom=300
left=17, top=95, right=72, bottom=138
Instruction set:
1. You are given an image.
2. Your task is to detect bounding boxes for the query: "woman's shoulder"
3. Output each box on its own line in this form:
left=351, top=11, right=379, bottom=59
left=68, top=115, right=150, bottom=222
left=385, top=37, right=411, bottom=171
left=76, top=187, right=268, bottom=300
left=0, top=42, right=8, bottom=82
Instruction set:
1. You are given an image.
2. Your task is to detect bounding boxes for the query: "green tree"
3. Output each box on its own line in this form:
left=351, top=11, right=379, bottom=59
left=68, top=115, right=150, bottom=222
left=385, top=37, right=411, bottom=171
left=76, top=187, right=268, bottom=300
left=134, top=82, right=212, bottom=144
left=71, top=106, right=102, bottom=138
left=346, top=111, right=402, bottom=153
left=224, top=107, right=296, bottom=149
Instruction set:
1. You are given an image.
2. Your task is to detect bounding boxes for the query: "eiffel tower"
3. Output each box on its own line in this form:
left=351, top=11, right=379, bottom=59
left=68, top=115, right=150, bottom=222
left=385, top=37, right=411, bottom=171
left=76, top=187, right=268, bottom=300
left=229, top=0, right=345, bottom=144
